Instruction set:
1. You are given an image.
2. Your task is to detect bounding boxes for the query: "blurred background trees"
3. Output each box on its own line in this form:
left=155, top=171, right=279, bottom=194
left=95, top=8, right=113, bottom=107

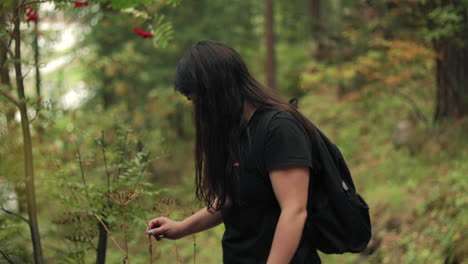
left=0, top=0, right=467, bottom=263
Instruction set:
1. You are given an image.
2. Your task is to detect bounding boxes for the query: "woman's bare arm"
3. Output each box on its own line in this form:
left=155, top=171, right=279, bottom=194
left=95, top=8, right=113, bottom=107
left=266, top=165, right=310, bottom=264
left=179, top=206, right=224, bottom=237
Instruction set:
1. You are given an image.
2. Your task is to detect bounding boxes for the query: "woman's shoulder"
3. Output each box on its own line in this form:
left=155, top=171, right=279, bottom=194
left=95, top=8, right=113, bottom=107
left=259, top=105, right=296, bottom=120
left=263, top=107, right=299, bottom=125
left=256, top=108, right=302, bottom=136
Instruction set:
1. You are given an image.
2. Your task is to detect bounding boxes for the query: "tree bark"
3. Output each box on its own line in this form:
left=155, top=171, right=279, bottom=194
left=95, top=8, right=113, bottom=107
left=12, top=1, right=44, bottom=263
left=433, top=38, right=468, bottom=122
left=308, top=0, right=321, bottom=35
left=307, top=0, right=326, bottom=59
left=265, top=0, right=276, bottom=90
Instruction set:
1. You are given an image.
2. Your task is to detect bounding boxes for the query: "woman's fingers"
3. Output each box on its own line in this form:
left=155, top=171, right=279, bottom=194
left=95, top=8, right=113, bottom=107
left=145, top=217, right=181, bottom=240
left=146, top=217, right=165, bottom=238
left=147, top=217, right=164, bottom=231
left=147, top=226, right=166, bottom=240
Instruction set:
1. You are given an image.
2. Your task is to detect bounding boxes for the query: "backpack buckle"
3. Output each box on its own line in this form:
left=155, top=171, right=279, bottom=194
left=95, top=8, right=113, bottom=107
left=342, top=181, right=349, bottom=191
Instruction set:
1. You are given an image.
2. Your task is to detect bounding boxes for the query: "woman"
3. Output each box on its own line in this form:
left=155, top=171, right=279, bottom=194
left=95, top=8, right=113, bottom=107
left=146, top=40, right=321, bottom=264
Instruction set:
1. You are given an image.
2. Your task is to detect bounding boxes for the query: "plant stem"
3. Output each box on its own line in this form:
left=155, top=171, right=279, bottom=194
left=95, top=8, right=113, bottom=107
left=93, top=213, right=126, bottom=255
left=101, top=131, right=111, bottom=205
left=116, top=130, right=129, bottom=181
left=76, top=147, right=90, bottom=200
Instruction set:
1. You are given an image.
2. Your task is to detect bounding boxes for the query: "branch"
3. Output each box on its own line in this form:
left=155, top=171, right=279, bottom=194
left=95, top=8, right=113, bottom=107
left=391, top=89, right=430, bottom=126
left=135, top=199, right=153, bottom=264
left=0, top=249, right=15, bottom=264
left=0, top=34, right=14, bottom=72
left=0, top=88, right=19, bottom=107
left=29, top=108, right=40, bottom=124
left=0, top=204, right=29, bottom=224
left=21, top=66, right=33, bottom=81
left=0, top=38, right=14, bottom=59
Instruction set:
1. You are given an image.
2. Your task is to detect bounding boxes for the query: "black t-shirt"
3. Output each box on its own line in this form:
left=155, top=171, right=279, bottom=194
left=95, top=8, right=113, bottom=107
left=221, top=105, right=321, bottom=264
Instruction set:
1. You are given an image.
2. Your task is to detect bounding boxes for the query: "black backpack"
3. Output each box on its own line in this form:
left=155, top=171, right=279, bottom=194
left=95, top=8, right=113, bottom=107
left=252, top=101, right=372, bottom=254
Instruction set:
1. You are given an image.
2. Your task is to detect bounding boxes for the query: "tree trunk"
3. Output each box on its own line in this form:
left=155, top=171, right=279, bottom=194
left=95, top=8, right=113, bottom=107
left=307, top=0, right=327, bottom=60
left=308, top=0, right=321, bottom=35
left=265, top=0, right=276, bottom=90
left=426, top=1, right=468, bottom=122
left=433, top=39, right=468, bottom=122
left=12, top=1, right=44, bottom=263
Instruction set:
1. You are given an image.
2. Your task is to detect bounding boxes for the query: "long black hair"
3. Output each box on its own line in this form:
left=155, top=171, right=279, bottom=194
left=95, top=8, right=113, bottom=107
left=174, top=40, right=315, bottom=212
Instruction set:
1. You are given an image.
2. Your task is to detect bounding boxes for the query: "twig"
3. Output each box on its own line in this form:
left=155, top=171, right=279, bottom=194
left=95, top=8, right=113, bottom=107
left=192, top=210, right=196, bottom=264
left=75, top=146, right=90, bottom=200
left=0, top=203, right=29, bottom=224
left=0, top=32, right=14, bottom=72
left=148, top=237, right=153, bottom=264
left=136, top=152, right=151, bottom=182
left=135, top=199, right=153, bottom=264
left=0, top=88, right=19, bottom=107
left=390, top=89, right=430, bottom=126
left=116, top=130, right=129, bottom=182
left=0, top=38, right=14, bottom=59
left=21, top=66, right=33, bottom=81
left=100, top=131, right=111, bottom=204
left=174, top=241, right=181, bottom=264
left=93, top=213, right=127, bottom=255
left=193, top=234, right=196, bottom=264
left=122, top=207, right=129, bottom=262
left=67, top=186, right=79, bottom=203
left=0, top=249, right=15, bottom=264
left=29, top=108, right=40, bottom=124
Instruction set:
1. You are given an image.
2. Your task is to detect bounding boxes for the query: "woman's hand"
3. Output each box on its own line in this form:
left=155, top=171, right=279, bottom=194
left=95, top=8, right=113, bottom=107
left=146, top=217, right=185, bottom=240
left=146, top=207, right=223, bottom=241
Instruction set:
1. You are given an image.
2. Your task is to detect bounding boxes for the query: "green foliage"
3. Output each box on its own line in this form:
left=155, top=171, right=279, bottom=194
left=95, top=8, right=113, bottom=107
left=50, top=128, right=161, bottom=262
left=1, top=0, right=467, bottom=262
left=423, top=4, right=466, bottom=41
left=92, top=0, right=179, bottom=9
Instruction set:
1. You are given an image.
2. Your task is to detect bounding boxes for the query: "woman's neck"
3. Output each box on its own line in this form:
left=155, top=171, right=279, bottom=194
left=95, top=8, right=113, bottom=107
left=243, top=100, right=257, bottom=123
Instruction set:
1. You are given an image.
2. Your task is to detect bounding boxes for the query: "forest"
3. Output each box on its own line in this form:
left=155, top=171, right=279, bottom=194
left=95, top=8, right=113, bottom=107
left=0, top=0, right=467, bottom=263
